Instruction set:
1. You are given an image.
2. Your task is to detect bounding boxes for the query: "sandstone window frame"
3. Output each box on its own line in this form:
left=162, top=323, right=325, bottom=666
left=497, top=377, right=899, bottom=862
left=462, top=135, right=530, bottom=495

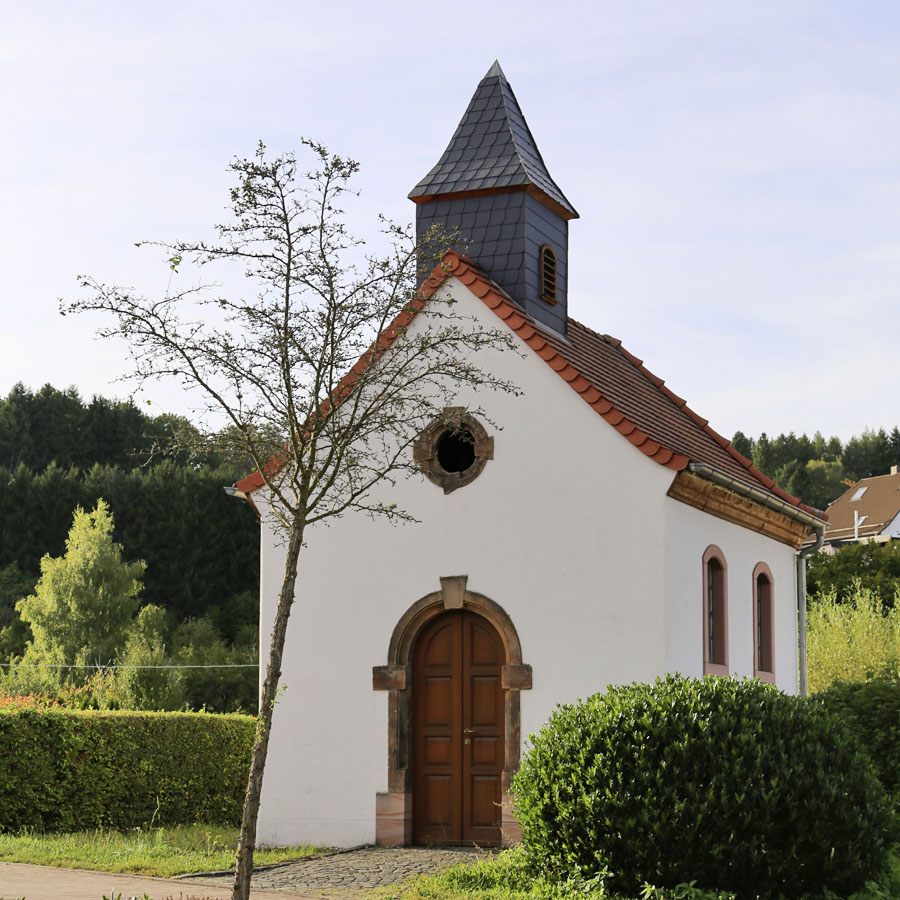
left=702, top=544, right=729, bottom=676
left=413, top=407, right=493, bottom=494
left=752, top=562, right=775, bottom=684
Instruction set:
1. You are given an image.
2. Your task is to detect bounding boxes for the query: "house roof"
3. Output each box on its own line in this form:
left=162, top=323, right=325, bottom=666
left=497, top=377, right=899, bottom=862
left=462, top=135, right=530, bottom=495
left=824, top=472, right=900, bottom=541
left=235, top=250, right=821, bottom=522
left=408, top=61, right=578, bottom=220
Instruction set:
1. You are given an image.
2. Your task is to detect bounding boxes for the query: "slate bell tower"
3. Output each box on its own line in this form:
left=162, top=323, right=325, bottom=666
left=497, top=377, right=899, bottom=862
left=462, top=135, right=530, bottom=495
left=410, top=61, right=578, bottom=336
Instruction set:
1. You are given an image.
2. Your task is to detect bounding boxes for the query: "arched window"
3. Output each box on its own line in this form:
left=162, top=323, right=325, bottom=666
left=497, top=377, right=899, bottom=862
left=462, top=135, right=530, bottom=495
left=702, top=545, right=728, bottom=676
left=539, top=244, right=558, bottom=305
left=753, top=563, right=775, bottom=683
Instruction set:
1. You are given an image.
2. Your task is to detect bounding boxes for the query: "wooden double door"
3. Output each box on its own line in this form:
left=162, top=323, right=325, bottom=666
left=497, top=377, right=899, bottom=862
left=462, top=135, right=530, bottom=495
left=413, top=610, right=505, bottom=845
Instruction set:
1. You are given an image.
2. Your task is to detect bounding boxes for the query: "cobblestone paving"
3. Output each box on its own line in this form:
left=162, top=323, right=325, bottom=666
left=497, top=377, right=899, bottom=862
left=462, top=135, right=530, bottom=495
left=184, top=846, right=491, bottom=897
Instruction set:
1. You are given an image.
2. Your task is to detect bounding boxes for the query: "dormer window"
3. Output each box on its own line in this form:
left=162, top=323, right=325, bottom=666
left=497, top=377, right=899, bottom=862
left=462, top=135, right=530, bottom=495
left=539, top=245, right=558, bottom=305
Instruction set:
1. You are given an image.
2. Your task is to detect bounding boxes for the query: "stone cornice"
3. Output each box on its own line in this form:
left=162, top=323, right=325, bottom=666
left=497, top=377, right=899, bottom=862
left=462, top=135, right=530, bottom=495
left=668, top=470, right=812, bottom=549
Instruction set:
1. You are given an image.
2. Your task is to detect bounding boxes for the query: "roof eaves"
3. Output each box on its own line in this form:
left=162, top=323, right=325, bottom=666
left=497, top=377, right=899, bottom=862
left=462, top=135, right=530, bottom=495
left=827, top=523, right=891, bottom=537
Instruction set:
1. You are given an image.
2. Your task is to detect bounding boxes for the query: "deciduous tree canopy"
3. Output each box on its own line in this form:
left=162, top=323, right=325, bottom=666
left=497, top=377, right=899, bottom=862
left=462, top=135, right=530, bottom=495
left=17, top=500, right=145, bottom=667
left=66, top=139, right=519, bottom=900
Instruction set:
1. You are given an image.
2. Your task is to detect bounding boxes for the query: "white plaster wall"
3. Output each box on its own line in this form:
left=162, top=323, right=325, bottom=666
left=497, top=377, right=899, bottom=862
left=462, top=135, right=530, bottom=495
left=664, top=497, right=799, bottom=693
left=253, top=275, right=679, bottom=847
left=251, top=275, right=806, bottom=846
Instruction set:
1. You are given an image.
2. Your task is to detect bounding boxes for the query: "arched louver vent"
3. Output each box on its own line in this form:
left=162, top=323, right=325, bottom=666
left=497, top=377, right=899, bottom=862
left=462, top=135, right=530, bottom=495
left=539, top=244, right=558, bottom=305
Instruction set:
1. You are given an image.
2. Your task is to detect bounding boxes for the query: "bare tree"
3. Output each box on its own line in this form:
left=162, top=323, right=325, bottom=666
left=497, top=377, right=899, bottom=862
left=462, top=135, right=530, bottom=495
left=64, top=140, right=518, bottom=900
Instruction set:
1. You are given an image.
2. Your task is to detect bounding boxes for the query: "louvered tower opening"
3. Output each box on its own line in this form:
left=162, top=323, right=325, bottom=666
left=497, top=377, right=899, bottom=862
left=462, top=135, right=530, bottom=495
left=539, top=245, right=558, bottom=304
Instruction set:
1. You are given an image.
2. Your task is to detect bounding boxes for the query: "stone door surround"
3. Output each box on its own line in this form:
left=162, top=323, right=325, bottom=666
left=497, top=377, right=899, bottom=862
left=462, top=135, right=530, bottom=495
left=372, top=577, right=532, bottom=847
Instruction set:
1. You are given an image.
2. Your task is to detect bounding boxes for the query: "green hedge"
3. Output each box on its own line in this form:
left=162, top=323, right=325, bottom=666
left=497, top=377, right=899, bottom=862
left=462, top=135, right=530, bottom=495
left=818, top=678, right=900, bottom=796
left=0, top=708, right=254, bottom=830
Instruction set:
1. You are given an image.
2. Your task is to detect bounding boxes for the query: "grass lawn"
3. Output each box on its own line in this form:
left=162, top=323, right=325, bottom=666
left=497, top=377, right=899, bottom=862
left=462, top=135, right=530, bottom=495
left=0, top=823, right=323, bottom=878
left=389, top=848, right=614, bottom=900
left=388, top=847, right=900, bottom=900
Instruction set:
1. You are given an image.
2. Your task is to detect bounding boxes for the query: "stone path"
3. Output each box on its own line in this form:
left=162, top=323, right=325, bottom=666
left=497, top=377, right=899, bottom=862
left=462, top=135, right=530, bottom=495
left=182, top=846, right=491, bottom=896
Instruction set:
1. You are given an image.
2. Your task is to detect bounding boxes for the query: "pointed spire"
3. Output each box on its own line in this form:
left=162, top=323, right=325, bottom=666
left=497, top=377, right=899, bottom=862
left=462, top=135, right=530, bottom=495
left=409, top=62, right=578, bottom=219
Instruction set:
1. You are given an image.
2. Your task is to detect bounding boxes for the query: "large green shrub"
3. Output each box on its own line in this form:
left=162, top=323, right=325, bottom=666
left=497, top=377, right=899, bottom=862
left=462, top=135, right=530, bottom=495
left=819, top=678, right=900, bottom=797
left=513, top=675, right=895, bottom=898
left=0, top=708, right=253, bottom=830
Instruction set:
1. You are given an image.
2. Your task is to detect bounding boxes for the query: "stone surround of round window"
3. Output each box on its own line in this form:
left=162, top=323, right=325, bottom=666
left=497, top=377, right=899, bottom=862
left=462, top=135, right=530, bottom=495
left=413, top=408, right=494, bottom=494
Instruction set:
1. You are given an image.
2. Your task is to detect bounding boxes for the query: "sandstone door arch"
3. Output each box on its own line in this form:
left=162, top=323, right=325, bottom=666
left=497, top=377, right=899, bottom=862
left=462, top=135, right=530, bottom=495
left=413, top=609, right=505, bottom=844
left=372, top=579, right=532, bottom=847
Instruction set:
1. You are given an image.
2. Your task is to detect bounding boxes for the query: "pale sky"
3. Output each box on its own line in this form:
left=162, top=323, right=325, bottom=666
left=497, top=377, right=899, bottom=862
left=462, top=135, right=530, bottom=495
left=2, top=1, right=899, bottom=442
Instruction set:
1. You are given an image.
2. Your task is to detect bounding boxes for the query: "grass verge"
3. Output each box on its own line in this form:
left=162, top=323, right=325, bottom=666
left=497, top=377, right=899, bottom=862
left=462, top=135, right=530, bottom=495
left=386, top=847, right=616, bottom=900
left=0, top=823, right=323, bottom=877
left=386, top=847, right=900, bottom=900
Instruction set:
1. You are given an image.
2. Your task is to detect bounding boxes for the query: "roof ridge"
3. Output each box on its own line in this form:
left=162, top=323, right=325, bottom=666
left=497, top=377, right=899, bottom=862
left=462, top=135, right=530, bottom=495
left=567, top=316, right=618, bottom=346
left=497, top=76, right=551, bottom=189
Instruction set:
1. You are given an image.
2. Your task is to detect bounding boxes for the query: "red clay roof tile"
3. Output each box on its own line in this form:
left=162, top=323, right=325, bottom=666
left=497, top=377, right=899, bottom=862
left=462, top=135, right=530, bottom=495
left=439, top=252, right=817, bottom=516
left=236, top=251, right=817, bottom=518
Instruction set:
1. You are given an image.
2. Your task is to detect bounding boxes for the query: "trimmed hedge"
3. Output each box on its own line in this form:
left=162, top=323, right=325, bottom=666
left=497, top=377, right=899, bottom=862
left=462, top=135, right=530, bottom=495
left=0, top=708, right=254, bottom=830
left=513, top=675, right=895, bottom=898
left=818, top=678, right=900, bottom=796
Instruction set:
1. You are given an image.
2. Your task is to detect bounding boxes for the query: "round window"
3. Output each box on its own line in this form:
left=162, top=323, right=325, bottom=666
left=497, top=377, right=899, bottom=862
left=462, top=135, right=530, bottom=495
left=413, top=409, right=493, bottom=494
left=436, top=429, right=476, bottom=473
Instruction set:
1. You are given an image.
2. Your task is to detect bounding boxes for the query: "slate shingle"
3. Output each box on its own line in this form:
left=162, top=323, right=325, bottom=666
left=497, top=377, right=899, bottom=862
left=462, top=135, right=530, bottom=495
left=409, top=62, right=577, bottom=218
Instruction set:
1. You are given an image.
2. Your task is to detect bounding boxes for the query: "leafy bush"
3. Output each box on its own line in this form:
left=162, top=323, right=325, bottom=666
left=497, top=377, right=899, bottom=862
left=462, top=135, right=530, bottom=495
left=807, top=585, right=900, bottom=692
left=819, top=678, right=900, bottom=796
left=0, top=708, right=253, bottom=830
left=118, top=605, right=184, bottom=711
left=513, top=675, right=895, bottom=899
left=171, top=616, right=257, bottom=713
left=0, top=666, right=126, bottom=710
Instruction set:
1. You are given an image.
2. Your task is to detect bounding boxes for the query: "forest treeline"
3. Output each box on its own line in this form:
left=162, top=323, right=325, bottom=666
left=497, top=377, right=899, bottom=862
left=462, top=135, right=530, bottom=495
left=0, top=383, right=259, bottom=711
left=4, top=382, right=900, bottom=711
left=731, top=427, right=900, bottom=511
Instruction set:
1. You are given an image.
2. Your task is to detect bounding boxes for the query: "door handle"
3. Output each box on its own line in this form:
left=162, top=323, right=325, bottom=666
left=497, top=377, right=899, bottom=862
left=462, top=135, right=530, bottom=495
left=463, top=728, right=475, bottom=734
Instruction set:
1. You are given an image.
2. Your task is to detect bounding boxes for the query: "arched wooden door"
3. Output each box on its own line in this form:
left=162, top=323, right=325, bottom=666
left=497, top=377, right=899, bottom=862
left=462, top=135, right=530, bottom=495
left=413, top=609, right=505, bottom=845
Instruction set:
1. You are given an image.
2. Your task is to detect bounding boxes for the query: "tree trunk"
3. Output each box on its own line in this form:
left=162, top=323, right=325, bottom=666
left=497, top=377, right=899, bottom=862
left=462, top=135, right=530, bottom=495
left=232, top=517, right=305, bottom=900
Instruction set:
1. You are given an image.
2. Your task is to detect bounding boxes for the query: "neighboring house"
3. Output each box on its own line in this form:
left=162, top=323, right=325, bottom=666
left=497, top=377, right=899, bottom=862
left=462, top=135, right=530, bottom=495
left=234, top=63, right=825, bottom=850
left=821, top=467, right=900, bottom=551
